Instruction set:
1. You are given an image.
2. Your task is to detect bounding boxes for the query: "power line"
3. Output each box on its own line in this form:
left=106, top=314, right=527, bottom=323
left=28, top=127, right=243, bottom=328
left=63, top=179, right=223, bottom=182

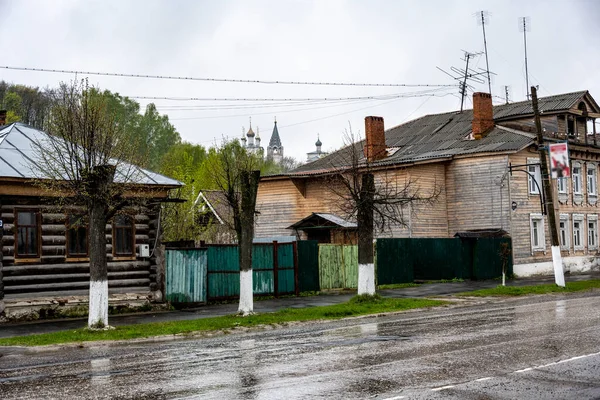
left=168, top=91, right=456, bottom=121
left=130, top=90, right=448, bottom=103
left=0, top=65, right=457, bottom=88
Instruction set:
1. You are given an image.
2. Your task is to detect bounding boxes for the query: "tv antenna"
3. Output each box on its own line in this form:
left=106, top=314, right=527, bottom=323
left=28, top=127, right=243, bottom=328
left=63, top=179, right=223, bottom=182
left=519, top=17, right=531, bottom=100
left=503, top=85, right=511, bottom=104
left=437, top=50, right=490, bottom=112
left=475, top=11, right=493, bottom=96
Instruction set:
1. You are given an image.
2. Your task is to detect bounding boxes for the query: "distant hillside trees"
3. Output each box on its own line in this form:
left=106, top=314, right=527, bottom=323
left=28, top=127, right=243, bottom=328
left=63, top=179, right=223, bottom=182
left=0, top=80, right=180, bottom=171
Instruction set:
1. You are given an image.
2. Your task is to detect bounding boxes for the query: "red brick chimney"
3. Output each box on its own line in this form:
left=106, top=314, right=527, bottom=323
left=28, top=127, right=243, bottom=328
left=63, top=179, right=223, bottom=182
left=0, top=110, right=6, bottom=126
left=364, top=116, right=386, bottom=162
left=472, top=92, right=494, bottom=139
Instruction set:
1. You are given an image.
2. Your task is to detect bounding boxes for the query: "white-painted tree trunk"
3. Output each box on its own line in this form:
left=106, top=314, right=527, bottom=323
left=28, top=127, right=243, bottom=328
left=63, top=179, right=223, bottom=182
left=551, top=245, right=566, bottom=287
left=238, top=269, right=254, bottom=315
left=88, top=280, right=109, bottom=328
left=358, top=263, right=376, bottom=295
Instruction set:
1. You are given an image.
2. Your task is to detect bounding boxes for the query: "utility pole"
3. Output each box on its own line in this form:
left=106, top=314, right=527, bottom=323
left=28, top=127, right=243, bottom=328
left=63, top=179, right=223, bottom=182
left=504, top=86, right=510, bottom=105
left=531, top=86, right=565, bottom=287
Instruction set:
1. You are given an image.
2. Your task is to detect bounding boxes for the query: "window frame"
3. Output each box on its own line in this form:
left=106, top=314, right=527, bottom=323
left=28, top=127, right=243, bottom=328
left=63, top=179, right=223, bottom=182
left=66, top=214, right=89, bottom=258
left=527, top=162, right=542, bottom=195
left=587, top=214, right=598, bottom=251
left=573, top=214, right=585, bottom=251
left=572, top=161, right=582, bottom=195
left=559, top=214, right=570, bottom=251
left=112, top=214, right=136, bottom=258
left=557, top=176, right=568, bottom=194
left=14, top=209, right=41, bottom=259
left=530, top=213, right=545, bottom=252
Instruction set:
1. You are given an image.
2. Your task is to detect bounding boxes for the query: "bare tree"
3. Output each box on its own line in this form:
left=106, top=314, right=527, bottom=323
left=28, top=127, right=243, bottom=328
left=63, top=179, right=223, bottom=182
left=208, top=140, right=261, bottom=315
left=32, top=80, right=145, bottom=328
left=328, top=128, right=440, bottom=295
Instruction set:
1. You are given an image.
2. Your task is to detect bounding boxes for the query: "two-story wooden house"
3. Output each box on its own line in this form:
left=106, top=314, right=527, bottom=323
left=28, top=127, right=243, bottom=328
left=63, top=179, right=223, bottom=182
left=255, top=91, right=600, bottom=277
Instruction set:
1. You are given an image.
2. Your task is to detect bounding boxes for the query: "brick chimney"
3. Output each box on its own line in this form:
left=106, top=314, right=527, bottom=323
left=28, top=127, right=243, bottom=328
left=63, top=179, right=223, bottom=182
left=472, top=92, right=494, bottom=139
left=364, top=116, right=386, bottom=162
left=0, top=110, right=6, bottom=126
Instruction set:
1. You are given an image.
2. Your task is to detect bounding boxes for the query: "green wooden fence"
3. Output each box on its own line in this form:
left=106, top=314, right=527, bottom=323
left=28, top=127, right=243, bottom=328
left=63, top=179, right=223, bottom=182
left=297, top=240, right=320, bottom=292
left=207, top=242, right=297, bottom=300
left=318, top=244, right=358, bottom=289
left=165, top=248, right=207, bottom=303
left=375, top=237, right=512, bottom=284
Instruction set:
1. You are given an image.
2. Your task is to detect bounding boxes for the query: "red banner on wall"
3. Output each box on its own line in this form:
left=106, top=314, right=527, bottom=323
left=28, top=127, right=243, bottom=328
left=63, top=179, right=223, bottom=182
left=549, top=143, right=570, bottom=179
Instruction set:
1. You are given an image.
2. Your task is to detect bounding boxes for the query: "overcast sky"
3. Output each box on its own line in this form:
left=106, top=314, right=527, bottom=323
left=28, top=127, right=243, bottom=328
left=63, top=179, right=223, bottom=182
left=1, top=0, right=599, bottom=163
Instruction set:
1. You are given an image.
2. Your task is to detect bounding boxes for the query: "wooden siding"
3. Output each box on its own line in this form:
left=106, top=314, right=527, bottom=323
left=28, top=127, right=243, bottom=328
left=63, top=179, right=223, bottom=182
left=1, top=197, right=161, bottom=298
left=256, top=163, right=447, bottom=240
left=508, top=148, right=600, bottom=266
left=446, top=155, right=510, bottom=236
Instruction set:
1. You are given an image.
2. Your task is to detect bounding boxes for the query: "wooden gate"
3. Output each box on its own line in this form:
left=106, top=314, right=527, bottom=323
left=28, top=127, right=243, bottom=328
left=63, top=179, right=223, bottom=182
left=165, top=248, right=207, bottom=303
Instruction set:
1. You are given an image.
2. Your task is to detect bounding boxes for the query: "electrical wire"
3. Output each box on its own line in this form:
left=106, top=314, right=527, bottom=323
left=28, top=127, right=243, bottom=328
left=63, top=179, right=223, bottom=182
left=0, top=65, right=457, bottom=88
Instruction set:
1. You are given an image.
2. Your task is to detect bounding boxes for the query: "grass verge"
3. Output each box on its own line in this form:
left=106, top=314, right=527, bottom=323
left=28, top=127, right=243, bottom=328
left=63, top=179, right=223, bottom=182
left=377, top=283, right=420, bottom=290
left=0, top=296, right=446, bottom=347
left=457, top=280, right=600, bottom=297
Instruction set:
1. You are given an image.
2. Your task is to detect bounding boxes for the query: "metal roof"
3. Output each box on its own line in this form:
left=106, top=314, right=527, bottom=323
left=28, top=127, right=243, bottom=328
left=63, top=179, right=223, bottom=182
left=493, top=90, right=588, bottom=120
left=286, top=91, right=592, bottom=177
left=0, top=123, right=183, bottom=187
left=287, top=212, right=357, bottom=229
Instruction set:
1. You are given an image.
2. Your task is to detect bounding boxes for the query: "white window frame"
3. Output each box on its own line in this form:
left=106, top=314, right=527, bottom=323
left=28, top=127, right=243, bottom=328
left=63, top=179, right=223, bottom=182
left=587, top=214, right=598, bottom=251
left=573, top=214, right=584, bottom=251
left=527, top=158, right=542, bottom=195
left=530, top=213, right=545, bottom=252
left=587, top=163, right=598, bottom=206
left=572, top=161, right=582, bottom=195
left=557, top=176, right=568, bottom=194
left=559, top=214, right=570, bottom=250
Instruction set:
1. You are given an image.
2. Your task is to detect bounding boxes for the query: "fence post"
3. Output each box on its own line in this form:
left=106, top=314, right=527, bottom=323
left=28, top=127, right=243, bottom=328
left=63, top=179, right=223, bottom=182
left=293, top=240, right=299, bottom=296
left=273, top=241, right=279, bottom=298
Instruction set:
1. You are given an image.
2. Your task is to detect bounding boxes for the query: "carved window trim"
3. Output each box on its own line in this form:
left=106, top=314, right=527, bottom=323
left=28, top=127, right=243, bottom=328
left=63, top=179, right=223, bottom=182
left=573, top=214, right=585, bottom=251
left=530, top=213, right=545, bottom=253
left=559, top=214, right=570, bottom=251
left=587, top=214, right=598, bottom=251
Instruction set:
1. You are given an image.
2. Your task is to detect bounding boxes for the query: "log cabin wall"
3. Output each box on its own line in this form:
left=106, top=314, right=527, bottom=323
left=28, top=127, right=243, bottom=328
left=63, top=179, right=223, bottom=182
left=1, top=196, right=161, bottom=298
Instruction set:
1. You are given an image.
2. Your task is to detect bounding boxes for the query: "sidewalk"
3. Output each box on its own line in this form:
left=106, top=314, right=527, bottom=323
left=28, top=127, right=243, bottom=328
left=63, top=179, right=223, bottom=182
left=0, top=273, right=598, bottom=339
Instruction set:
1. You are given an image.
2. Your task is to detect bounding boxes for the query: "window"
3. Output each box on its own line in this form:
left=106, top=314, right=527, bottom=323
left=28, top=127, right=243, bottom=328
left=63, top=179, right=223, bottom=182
left=573, top=162, right=582, bottom=194
left=587, top=163, right=597, bottom=195
left=573, top=214, right=584, bottom=250
left=588, top=215, right=598, bottom=250
left=528, top=163, right=542, bottom=194
left=16, top=211, right=40, bottom=257
left=557, top=176, right=567, bottom=194
left=530, top=213, right=545, bottom=251
left=113, top=215, right=134, bottom=256
left=559, top=214, right=570, bottom=250
left=67, top=215, right=88, bottom=257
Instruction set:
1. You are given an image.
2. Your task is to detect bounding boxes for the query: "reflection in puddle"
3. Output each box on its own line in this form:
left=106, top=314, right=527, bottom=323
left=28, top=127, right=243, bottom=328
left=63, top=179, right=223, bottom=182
left=90, top=358, right=111, bottom=388
left=555, top=300, right=567, bottom=321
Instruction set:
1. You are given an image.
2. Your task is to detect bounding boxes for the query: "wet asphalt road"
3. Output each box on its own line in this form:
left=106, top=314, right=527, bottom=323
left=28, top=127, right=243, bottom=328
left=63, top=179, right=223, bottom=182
left=1, top=292, right=599, bottom=399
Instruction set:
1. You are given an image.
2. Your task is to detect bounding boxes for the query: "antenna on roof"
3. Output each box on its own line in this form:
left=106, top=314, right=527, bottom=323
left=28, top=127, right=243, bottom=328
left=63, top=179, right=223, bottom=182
left=475, top=11, right=493, bottom=96
left=436, top=50, right=488, bottom=112
left=504, top=85, right=511, bottom=104
left=519, top=16, right=531, bottom=100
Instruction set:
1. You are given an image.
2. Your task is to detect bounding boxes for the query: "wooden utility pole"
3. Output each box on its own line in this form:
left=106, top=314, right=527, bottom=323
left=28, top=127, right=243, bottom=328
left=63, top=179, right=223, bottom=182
left=531, top=86, right=565, bottom=286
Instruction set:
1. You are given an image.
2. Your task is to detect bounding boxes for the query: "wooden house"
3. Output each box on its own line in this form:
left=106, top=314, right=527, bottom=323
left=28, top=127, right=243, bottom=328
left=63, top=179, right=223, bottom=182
left=0, top=122, right=182, bottom=316
left=255, top=91, right=600, bottom=277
